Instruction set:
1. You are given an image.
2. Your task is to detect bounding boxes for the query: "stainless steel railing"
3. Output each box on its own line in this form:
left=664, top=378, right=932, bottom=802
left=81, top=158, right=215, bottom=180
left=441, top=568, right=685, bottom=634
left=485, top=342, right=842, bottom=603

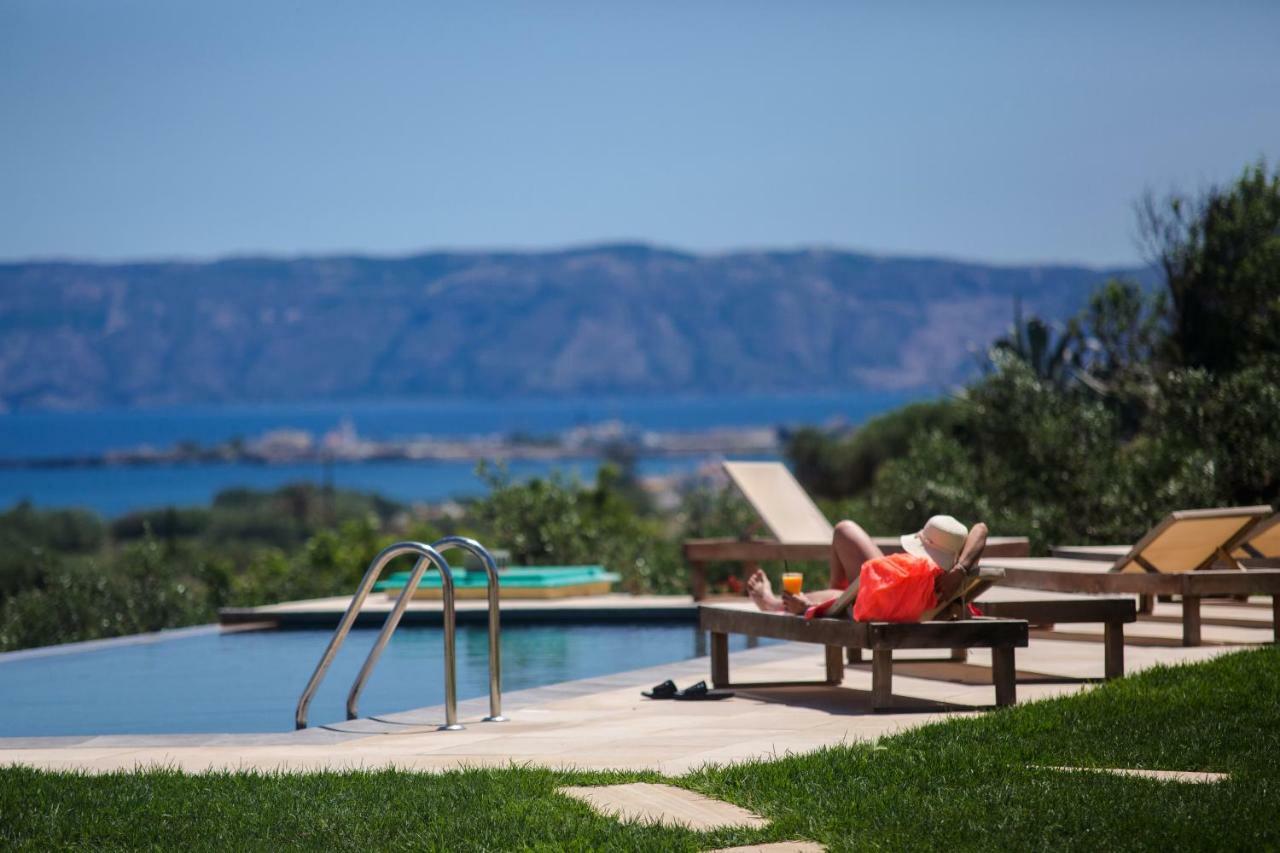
left=343, top=537, right=506, bottom=725
left=344, top=542, right=463, bottom=729
left=431, top=536, right=505, bottom=722
left=295, top=540, right=467, bottom=731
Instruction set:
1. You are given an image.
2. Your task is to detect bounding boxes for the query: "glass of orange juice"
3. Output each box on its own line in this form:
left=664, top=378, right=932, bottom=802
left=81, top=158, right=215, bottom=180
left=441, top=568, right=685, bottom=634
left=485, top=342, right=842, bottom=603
left=782, top=572, right=804, bottom=595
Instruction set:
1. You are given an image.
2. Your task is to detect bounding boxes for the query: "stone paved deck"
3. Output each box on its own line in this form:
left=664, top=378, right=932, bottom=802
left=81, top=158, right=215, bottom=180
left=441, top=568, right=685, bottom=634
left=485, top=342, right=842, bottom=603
left=1, top=601, right=1254, bottom=775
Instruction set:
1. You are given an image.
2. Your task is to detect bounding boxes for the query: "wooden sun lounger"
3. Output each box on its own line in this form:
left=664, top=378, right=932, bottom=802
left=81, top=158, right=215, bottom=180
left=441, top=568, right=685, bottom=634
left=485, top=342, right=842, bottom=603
left=996, top=506, right=1278, bottom=646
left=970, top=592, right=1136, bottom=679
left=981, top=557, right=1280, bottom=646
left=683, top=536, right=1032, bottom=599
left=1056, top=512, right=1280, bottom=570
left=1047, top=506, right=1271, bottom=570
left=684, top=460, right=1029, bottom=600
left=699, top=605, right=1029, bottom=709
left=693, top=461, right=1140, bottom=675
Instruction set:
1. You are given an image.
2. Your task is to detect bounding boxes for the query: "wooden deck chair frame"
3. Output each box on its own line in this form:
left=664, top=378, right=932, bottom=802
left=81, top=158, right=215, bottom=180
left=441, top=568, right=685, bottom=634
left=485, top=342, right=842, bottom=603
left=687, top=461, right=1138, bottom=675
left=683, top=460, right=1029, bottom=599
left=1106, top=506, right=1273, bottom=574
left=699, top=566, right=1029, bottom=709
left=1030, top=506, right=1280, bottom=645
left=1052, top=506, right=1273, bottom=571
left=983, top=506, right=1280, bottom=648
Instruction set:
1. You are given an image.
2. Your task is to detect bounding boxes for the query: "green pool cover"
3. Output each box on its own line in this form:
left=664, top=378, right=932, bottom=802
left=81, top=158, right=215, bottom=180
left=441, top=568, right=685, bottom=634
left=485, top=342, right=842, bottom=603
left=373, top=565, right=618, bottom=591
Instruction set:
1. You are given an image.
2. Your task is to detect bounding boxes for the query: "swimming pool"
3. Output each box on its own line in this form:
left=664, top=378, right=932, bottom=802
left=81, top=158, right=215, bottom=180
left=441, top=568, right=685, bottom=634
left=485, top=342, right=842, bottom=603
left=0, top=623, right=769, bottom=737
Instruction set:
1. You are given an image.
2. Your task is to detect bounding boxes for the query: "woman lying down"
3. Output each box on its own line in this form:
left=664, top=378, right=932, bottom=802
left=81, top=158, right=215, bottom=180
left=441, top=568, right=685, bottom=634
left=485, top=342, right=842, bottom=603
left=746, top=515, right=988, bottom=618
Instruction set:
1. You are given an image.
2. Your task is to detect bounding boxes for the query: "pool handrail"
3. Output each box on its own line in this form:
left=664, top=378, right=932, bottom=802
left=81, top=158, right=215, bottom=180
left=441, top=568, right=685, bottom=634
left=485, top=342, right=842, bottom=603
left=294, top=541, right=459, bottom=730
left=345, top=543, right=464, bottom=730
left=432, top=536, right=505, bottom=722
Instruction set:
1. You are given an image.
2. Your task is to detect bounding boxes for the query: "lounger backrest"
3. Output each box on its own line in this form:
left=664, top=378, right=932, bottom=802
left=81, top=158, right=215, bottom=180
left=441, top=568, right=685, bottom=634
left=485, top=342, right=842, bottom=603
left=1235, top=513, right=1280, bottom=559
left=1111, top=506, right=1272, bottom=573
left=723, top=461, right=834, bottom=545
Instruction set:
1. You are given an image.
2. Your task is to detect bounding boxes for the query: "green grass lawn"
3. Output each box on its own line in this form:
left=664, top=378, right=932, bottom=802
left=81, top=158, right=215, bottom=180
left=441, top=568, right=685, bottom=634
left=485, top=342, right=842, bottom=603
left=4, top=647, right=1279, bottom=851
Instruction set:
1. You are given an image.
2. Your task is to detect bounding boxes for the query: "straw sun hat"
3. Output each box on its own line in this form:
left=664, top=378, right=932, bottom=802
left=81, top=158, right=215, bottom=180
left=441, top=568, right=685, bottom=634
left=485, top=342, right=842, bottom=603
left=901, top=515, right=969, bottom=571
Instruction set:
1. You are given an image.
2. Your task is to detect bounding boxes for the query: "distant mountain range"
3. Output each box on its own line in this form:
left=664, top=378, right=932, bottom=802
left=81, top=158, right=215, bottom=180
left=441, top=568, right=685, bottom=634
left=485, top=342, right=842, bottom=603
left=0, top=245, right=1146, bottom=412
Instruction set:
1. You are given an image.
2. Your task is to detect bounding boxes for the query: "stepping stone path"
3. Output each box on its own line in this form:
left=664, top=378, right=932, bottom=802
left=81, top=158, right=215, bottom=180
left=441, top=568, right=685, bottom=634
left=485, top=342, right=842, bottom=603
left=558, top=782, right=768, bottom=830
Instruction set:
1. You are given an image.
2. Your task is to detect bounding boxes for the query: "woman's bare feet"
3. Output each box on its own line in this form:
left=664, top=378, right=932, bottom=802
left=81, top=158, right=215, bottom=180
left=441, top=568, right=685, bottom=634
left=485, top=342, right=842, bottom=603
left=746, top=568, right=784, bottom=612
left=781, top=591, right=811, bottom=615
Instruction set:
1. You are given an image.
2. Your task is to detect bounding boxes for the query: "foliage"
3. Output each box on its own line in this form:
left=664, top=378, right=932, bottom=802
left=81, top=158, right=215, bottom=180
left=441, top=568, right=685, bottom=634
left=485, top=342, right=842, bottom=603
left=4, top=649, right=1279, bottom=850
left=989, top=297, right=1084, bottom=388
left=1139, top=160, right=1280, bottom=373
left=787, top=399, right=961, bottom=500
left=0, top=486, right=413, bottom=652
left=469, top=462, right=683, bottom=594
left=1155, top=357, right=1280, bottom=506
left=0, top=536, right=212, bottom=652
left=787, top=163, right=1280, bottom=552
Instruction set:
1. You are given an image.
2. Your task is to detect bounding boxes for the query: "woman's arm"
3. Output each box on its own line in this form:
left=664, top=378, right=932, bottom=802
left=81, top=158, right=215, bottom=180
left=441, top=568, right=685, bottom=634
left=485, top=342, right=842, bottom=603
left=953, top=522, right=988, bottom=575
left=934, top=521, right=988, bottom=604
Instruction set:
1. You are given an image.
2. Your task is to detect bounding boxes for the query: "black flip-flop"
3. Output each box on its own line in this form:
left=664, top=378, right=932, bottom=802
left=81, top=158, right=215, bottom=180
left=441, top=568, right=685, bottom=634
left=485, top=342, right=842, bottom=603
left=672, top=680, right=734, bottom=701
left=642, top=679, right=679, bottom=699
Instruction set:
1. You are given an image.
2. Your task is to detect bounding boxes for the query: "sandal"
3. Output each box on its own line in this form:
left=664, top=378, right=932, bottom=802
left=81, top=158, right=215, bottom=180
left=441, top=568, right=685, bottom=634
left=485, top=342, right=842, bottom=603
left=641, top=679, right=679, bottom=699
left=672, top=680, right=734, bottom=701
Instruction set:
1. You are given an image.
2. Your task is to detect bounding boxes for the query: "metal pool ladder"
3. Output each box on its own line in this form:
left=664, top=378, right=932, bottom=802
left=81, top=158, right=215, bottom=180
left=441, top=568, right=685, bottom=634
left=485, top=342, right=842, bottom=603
left=294, top=537, right=505, bottom=730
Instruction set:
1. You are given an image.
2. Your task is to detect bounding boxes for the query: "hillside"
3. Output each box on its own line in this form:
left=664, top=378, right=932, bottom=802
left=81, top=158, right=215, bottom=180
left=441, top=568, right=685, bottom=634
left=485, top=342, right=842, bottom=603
left=0, top=245, right=1144, bottom=411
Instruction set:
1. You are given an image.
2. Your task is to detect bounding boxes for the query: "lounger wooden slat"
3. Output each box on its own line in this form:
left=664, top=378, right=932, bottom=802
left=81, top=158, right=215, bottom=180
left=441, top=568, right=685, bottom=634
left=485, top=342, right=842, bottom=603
left=699, top=606, right=1028, bottom=709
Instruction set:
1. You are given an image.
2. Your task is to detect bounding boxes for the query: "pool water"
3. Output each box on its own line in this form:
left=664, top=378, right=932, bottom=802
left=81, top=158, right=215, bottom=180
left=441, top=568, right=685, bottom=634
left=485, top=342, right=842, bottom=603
left=0, top=623, right=767, bottom=736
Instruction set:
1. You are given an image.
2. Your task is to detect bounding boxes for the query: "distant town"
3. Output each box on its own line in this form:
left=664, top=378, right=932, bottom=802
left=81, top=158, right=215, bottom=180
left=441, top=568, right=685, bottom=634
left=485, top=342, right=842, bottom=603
left=0, top=419, right=782, bottom=470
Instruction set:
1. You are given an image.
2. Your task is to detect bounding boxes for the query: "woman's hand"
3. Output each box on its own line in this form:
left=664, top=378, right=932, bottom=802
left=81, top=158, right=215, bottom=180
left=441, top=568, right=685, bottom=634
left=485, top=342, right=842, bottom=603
left=934, top=567, right=966, bottom=604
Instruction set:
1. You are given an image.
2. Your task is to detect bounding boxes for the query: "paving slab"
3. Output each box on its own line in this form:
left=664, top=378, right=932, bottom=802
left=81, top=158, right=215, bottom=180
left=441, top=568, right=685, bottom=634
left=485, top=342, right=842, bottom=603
left=559, top=782, right=768, bottom=829
left=1039, top=766, right=1229, bottom=784
left=710, top=843, right=826, bottom=852
left=716, top=840, right=824, bottom=845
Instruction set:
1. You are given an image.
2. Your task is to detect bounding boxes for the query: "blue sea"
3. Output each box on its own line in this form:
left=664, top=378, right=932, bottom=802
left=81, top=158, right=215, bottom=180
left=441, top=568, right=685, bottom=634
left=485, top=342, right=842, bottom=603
left=0, top=391, right=923, bottom=517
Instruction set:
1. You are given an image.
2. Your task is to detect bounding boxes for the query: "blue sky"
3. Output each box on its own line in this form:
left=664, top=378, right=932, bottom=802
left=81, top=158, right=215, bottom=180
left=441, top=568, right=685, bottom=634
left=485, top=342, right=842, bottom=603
left=2, top=1, right=1277, bottom=266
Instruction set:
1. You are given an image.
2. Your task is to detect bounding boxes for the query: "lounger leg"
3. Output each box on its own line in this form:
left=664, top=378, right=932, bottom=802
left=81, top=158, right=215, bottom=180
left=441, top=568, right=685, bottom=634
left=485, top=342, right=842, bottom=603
left=1103, top=622, right=1124, bottom=680
left=825, top=645, right=844, bottom=685
left=691, top=561, right=708, bottom=601
left=1138, top=594, right=1154, bottom=615
left=710, top=632, right=730, bottom=687
left=1182, top=596, right=1202, bottom=646
left=950, top=648, right=968, bottom=662
left=871, top=649, right=893, bottom=710
left=847, top=647, right=862, bottom=663
left=1273, top=596, right=1279, bottom=644
left=992, top=646, right=1016, bottom=707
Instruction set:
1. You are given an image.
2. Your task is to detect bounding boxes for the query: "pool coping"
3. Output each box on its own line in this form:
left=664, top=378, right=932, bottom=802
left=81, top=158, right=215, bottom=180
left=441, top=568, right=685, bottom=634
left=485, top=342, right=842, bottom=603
left=219, top=592, right=702, bottom=628
left=0, top=624, right=226, bottom=665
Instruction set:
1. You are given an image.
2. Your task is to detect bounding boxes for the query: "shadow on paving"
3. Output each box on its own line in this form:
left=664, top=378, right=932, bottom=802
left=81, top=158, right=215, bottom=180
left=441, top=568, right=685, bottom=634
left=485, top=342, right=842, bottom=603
left=865, top=660, right=1090, bottom=686
left=734, top=685, right=971, bottom=715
